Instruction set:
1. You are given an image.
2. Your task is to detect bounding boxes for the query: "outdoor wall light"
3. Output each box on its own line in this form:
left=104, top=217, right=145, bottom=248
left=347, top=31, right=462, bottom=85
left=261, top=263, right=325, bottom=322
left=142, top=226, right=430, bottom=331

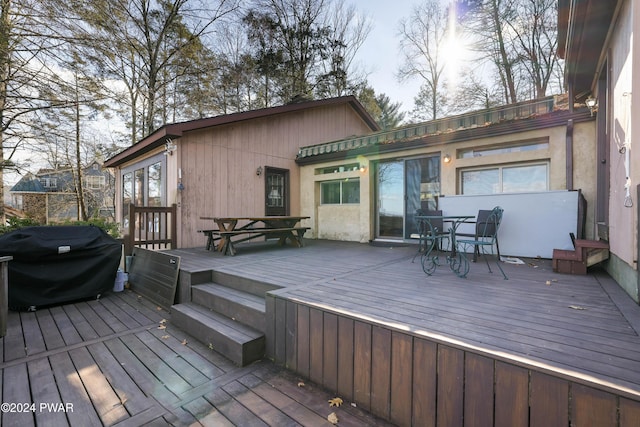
left=256, top=166, right=263, bottom=176
left=164, top=139, right=177, bottom=156
left=443, top=154, right=452, bottom=163
left=585, top=97, right=598, bottom=116
left=359, top=164, right=366, bottom=173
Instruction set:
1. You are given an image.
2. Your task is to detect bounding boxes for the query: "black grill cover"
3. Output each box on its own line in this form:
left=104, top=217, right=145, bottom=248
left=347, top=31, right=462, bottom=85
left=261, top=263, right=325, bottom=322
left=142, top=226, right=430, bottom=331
left=0, top=226, right=122, bottom=310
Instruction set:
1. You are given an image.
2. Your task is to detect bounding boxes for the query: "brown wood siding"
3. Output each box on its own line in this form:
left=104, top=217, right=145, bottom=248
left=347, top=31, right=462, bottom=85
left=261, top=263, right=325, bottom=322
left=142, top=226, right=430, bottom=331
left=337, top=316, right=354, bottom=401
left=179, top=104, right=373, bottom=248
left=272, top=297, right=640, bottom=427
left=530, top=372, right=569, bottom=427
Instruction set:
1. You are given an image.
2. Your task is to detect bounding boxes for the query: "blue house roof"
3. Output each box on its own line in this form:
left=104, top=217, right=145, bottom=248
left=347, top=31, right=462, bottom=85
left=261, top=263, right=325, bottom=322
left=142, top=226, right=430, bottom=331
left=11, top=176, right=45, bottom=192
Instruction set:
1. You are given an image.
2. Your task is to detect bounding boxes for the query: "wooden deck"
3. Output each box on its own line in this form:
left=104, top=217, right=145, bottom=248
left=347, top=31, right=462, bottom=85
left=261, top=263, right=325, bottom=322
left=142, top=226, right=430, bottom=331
left=169, top=239, right=640, bottom=426
left=4, top=239, right=640, bottom=426
left=0, top=284, right=392, bottom=426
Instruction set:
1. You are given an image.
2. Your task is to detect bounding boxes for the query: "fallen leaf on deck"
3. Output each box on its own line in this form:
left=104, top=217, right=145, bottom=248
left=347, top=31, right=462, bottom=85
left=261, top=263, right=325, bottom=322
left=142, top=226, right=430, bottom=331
left=328, top=397, right=343, bottom=407
left=156, top=306, right=162, bottom=311
left=545, top=280, right=552, bottom=285
left=569, top=305, right=586, bottom=310
left=159, top=319, right=167, bottom=324
left=208, top=343, right=214, bottom=350
left=161, top=335, right=170, bottom=339
left=297, top=381, right=305, bottom=387
left=158, top=325, right=167, bottom=330
left=351, top=402, right=357, bottom=408
left=327, top=412, right=339, bottom=424
left=181, top=339, right=188, bottom=345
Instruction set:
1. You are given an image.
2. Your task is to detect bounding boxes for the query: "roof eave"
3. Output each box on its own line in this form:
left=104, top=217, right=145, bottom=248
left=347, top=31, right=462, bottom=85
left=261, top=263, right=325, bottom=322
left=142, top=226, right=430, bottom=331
left=103, top=96, right=379, bottom=168
left=296, top=109, right=594, bottom=165
left=558, top=0, right=620, bottom=100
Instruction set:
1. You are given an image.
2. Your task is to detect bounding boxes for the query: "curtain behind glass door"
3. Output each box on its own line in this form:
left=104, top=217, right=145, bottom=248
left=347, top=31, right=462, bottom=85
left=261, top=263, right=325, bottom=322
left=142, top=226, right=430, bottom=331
left=404, top=157, right=440, bottom=239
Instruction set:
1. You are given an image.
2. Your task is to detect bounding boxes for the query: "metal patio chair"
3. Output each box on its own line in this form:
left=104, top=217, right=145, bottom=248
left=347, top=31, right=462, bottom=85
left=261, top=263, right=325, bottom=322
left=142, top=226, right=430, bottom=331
left=455, top=206, right=507, bottom=279
left=411, top=209, right=450, bottom=263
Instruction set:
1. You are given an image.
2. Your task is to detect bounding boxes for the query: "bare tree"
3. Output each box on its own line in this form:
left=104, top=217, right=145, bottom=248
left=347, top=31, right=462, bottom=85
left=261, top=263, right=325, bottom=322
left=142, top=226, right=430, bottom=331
left=49, top=0, right=240, bottom=143
left=507, top=0, right=561, bottom=98
left=462, top=0, right=561, bottom=103
left=397, top=0, right=449, bottom=121
left=0, top=0, right=75, bottom=217
left=316, top=0, right=372, bottom=98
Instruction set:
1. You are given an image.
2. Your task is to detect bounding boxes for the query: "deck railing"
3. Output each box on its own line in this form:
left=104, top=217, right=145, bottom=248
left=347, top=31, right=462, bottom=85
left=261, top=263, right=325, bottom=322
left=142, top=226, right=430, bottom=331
left=124, top=204, right=177, bottom=255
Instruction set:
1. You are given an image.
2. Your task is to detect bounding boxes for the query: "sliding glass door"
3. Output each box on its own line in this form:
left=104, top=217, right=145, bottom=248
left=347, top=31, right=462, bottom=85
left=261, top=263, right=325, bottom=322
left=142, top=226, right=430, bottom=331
left=377, top=160, right=404, bottom=237
left=376, top=156, right=440, bottom=239
left=404, top=157, right=440, bottom=238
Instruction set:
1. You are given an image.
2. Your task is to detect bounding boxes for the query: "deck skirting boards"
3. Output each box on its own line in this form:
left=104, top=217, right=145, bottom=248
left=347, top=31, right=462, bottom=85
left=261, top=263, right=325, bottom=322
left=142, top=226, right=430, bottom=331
left=267, top=296, right=640, bottom=427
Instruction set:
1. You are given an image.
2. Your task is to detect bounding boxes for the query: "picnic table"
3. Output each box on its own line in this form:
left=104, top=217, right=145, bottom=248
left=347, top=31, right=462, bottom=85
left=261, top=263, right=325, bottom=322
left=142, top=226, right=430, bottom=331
left=199, top=216, right=310, bottom=256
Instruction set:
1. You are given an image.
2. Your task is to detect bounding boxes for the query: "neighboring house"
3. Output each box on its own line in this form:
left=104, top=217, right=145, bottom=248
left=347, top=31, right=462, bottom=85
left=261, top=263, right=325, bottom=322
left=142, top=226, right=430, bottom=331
left=10, top=162, right=115, bottom=224
left=558, top=0, right=640, bottom=301
left=103, top=96, right=380, bottom=249
left=296, top=95, right=597, bottom=258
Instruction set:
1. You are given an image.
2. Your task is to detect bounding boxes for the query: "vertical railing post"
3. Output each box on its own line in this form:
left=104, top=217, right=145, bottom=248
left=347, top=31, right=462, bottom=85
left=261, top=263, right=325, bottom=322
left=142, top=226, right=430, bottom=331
left=170, top=204, right=177, bottom=249
left=124, top=203, right=136, bottom=256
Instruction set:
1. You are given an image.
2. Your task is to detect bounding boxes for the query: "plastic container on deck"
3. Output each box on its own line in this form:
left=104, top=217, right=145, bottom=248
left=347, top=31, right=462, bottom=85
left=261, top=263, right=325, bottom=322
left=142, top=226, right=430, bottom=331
left=114, top=270, right=128, bottom=292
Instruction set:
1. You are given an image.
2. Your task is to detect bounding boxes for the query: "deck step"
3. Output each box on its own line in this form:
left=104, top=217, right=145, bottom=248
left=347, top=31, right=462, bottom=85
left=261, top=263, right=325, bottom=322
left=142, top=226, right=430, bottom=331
left=170, top=302, right=264, bottom=366
left=552, top=239, right=610, bottom=275
left=209, top=270, right=282, bottom=297
left=192, top=283, right=266, bottom=332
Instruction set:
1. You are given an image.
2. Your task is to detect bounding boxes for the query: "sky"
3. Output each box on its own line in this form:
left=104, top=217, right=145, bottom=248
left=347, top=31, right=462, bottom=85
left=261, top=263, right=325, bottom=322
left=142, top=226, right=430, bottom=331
left=353, top=0, right=423, bottom=116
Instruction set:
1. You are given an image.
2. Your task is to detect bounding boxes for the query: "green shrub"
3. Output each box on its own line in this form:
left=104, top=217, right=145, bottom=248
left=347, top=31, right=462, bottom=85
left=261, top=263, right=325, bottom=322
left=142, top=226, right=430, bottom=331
left=0, top=216, right=121, bottom=238
left=0, top=217, right=41, bottom=235
left=58, top=218, right=121, bottom=238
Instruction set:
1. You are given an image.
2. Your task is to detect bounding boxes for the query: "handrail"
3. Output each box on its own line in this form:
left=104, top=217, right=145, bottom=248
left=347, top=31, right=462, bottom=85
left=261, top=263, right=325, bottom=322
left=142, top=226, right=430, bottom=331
left=124, top=203, right=177, bottom=255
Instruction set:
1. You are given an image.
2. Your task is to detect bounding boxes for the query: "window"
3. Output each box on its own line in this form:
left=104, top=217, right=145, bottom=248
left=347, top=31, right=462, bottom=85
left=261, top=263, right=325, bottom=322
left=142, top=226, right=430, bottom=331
left=148, top=162, right=162, bottom=207
left=121, top=155, right=166, bottom=225
left=458, top=140, right=549, bottom=159
left=316, top=163, right=361, bottom=174
left=85, top=175, right=105, bottom=189
left=321, top=179, right=360, bottom=204
left=461, top=163, right=548, bottom=195
left=40, top=178, right=57, bottom=189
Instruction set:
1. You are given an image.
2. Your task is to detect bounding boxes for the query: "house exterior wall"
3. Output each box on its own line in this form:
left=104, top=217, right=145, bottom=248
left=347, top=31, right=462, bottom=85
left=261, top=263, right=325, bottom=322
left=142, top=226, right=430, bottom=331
left=21, top=193, right=47, bottom=223
left=604, top=0, right=640, bottom=300
left=178, top=104, right=373, bottom=248
left=300, top=120, right=597, bottom=244
left=111, top=102, right=376, bottom=249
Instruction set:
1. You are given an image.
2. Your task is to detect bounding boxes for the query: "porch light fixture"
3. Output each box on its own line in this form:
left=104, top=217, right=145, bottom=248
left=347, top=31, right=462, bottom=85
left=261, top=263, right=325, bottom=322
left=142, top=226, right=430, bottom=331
left=256, top=166, right=263, bottom=176
left=443, top=154, right=451, bottom=163
left=585, top=97, right=598, bottom=116
left=359, top=164, right=366, bottom=173
left=164, top=139, right=177, bottom=156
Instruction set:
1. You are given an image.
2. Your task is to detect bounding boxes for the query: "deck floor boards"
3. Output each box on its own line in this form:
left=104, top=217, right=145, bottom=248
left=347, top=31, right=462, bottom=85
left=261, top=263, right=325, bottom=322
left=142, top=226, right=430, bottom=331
left=2, top=240, right=640, bottom=425
left=1, top=260, right=394, bottom=426
left=171, top=240, right=640, bottom=400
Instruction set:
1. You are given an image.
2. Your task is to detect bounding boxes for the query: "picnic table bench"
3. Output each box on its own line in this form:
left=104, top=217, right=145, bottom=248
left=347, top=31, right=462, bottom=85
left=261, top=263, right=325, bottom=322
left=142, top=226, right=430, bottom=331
left=199, top=216, right=310, bottom=256
left=197, top=229, right=220, bottom=251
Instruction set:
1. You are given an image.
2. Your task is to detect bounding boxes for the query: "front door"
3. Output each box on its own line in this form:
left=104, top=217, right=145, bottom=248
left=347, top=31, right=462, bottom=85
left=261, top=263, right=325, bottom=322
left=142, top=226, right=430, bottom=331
left=265, top=167, right=289, bottom=216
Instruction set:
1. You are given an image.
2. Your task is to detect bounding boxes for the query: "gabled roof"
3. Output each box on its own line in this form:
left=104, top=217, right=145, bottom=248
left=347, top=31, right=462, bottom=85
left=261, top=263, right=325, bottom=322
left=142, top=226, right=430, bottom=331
left=104, top=96, right=380, bottom=168
left=557, top=0, right=620, bottom=100
left=11, top=175, right=45, bottom=193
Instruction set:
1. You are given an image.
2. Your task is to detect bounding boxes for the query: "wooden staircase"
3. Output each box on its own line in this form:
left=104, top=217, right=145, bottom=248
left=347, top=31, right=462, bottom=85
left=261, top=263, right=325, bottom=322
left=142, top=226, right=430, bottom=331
left=552, top=238, right=610, bottom=275
left=170, top=272, right=281, bottom=366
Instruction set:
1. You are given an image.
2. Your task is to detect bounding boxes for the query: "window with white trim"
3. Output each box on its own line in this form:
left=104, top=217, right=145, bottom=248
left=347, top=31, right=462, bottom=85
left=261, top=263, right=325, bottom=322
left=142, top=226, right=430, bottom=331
left=461, top=162, right=549, bottom=195
left=321, top=178, right=360, bottom=204
left=85, top=175, right=105, bottom=189
left=40, top=178, right=57, bottom=189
